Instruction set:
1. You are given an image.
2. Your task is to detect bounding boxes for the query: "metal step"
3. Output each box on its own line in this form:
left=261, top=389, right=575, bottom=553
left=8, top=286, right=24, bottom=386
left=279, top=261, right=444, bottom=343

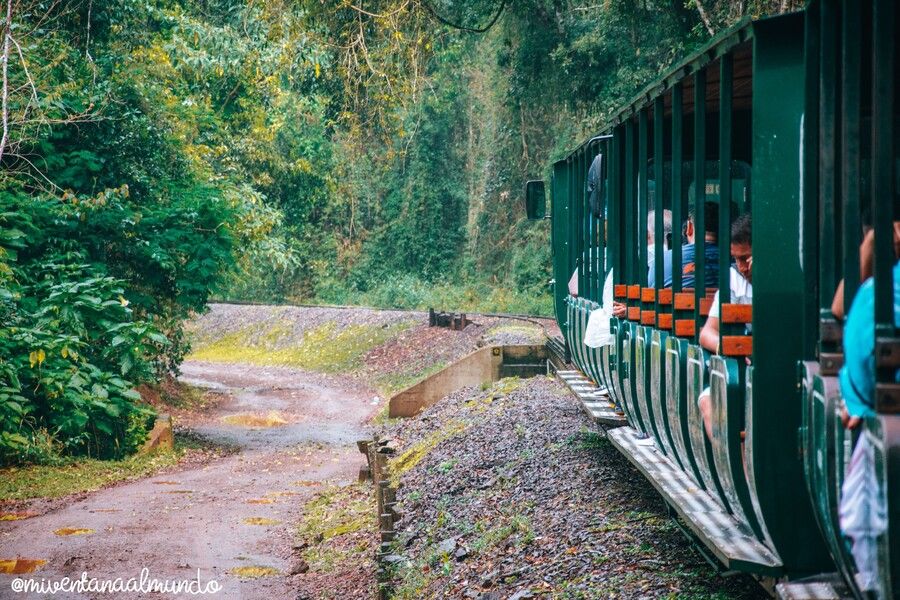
left=557, top=370, right=626, bottom=428
left=607, top=426, right=783, bottom=575
left=776, top=576, right=852, bottom=600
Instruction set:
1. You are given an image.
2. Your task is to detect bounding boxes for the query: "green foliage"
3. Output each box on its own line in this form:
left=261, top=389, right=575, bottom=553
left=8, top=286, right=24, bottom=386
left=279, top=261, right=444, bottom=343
left=0, top=0, right=795, bottom=464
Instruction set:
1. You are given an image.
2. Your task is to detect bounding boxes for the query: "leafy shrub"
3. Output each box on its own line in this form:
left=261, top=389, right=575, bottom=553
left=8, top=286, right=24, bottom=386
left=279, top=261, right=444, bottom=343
left=0, top=185, right=238, bottom=463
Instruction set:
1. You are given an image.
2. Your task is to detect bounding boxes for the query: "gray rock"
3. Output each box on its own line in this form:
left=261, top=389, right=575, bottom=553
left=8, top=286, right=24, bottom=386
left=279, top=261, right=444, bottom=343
left=436, top=537, right=457, bottom=555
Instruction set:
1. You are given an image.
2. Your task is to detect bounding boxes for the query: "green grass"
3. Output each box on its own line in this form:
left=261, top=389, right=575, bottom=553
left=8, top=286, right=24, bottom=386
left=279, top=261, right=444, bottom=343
left=0, top=450, right=179, bottom=502
left=189, top=319, right=415, bottom=373
left=0, top=435, right=220, bottom=502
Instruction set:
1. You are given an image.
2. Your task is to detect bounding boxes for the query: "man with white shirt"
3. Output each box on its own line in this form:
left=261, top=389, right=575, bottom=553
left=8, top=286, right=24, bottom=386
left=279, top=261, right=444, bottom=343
left=698, top=214, right=752, bottom=440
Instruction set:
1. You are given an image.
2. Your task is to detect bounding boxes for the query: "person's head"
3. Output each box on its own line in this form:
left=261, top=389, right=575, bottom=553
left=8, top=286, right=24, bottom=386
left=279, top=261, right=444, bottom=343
left=731, top=213, right=752, bottom=283
left=647, top=208, right=672, bottom=249
left=685, top=202, right=719, bottom=244
left=647, top=209, right=674, bottom=248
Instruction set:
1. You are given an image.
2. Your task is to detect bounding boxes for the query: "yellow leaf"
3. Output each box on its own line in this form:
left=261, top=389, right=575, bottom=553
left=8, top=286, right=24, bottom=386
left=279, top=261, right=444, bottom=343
left=314, top=63, right=321, bottom=78
left=61, top=347, right=68, bottom=359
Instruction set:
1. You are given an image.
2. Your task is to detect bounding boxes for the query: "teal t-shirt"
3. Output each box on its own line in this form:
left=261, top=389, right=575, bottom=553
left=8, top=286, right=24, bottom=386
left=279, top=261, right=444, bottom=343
left=839, top=260, right=900, bottom=418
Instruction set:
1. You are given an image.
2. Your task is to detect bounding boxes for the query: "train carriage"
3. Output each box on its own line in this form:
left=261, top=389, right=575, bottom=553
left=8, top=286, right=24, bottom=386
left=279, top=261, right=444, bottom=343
left=527, top=1, right=899, bottom=596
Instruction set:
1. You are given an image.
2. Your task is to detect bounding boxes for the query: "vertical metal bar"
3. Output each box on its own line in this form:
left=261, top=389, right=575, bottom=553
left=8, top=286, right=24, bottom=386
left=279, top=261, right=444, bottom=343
left=694, top=68, right=707, bottom=337
left=654, top=97, right=665, bottom=290
left=595, top=139, right=602, bottom=302
left=586, top=147, right=593, bottom=301
left=672, top=83, right=684, bottom=293
left=819, top=0, right=839, bottom=322
left=575, top=147, right=588, bottom=298
left=801, top=1, right=821, bottom=359
left=639, top=109, right=650, bottom=287
left=610, top=128, right=622, bottom=289
left=568, top=155, right=575, bottom=289
left=586, top=143, right=595, bottom=302
left=719, top=54, right=733, bottom=310
left=575, top=147, right=590, bottom=298
left=596, top=139, right=606, bottom=301
left=841, top=0, right=862, bottom=311
left=872, top=0, right=895, bottom=338
left=625, top=119, right=636, bottom=285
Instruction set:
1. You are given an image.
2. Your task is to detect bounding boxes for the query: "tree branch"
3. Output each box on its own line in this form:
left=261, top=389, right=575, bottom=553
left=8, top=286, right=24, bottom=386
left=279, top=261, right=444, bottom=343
left=693, top=0, right=715, bottom=36
left=0, top=0, right=13, bottom=165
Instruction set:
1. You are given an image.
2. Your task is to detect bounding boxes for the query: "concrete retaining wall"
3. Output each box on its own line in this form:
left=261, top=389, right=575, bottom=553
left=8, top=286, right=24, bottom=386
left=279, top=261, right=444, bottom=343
left=388, top=344, right=547, bottom=418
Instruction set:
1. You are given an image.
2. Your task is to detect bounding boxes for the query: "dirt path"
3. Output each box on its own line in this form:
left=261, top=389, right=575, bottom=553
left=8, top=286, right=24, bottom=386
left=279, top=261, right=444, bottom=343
left=0, top=360, right=378, bottom=599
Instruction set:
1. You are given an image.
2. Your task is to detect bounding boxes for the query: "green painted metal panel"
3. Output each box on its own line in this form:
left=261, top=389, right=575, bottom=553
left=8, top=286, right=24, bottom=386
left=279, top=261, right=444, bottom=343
left=622, top=322, right=649, bottom=434
left=869, top=415, right=900, bottom=599
left=709, top=356, right=766, bottom=540
left=718, top=53, right=734, bottom=314
left=840, top=0, right=862, bottom=309
left=649, top=328, right=685, bottom=469
left=654, top=98, right=665, bottom=290
left=804, top=373, right=862, bottom=595
left=664, top=334, right=707, bottom=487
left=871, top=0, right=895, bottom=339
left=749, top=12, right=832, bottom=573
left=610, top=128, right=623, bottom=283
left=693, top=68, right=708, bottom=340
left=687, top=343, right=733, bottom=511
left=801, top=2, right=820, bottom=359
left=552, top=160, right=570, bottom=336
left=817, top=0, right=839, bottom=330
left=825, top=381, right=860, bottom=595
left=625, top=121, right=636, bottom=283
left=639, top=110, right=649, bottom=285
left=635, top=325, right=667, bottom=454
left=672, top=83, right=685, bottom=292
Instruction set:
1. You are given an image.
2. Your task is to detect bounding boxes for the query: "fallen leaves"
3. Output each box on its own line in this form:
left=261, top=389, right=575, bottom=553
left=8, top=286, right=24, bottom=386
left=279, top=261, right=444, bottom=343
left=242, top=517, right=282, bottom=526
left=221, top=412, right=288, bottom=428
left=0, top=559, right=46, bottom=574
left=228, top=566, right=280, bottom=578
left=54, top=528, right=94, bottom=536
left=0, top=512, right=36, bottom=521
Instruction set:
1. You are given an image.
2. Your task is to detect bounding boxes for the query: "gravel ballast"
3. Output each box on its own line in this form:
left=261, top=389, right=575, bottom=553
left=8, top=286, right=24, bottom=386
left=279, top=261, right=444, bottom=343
left=381, top=376, right=768, bottom=599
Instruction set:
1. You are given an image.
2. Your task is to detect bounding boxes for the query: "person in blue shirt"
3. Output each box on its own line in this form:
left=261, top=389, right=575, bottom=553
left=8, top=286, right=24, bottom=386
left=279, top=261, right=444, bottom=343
left=837, top=253, right=900, bottom=594
left=839, top=260, right=900, bottom=420
left=648, top=202, right=720, bottom=289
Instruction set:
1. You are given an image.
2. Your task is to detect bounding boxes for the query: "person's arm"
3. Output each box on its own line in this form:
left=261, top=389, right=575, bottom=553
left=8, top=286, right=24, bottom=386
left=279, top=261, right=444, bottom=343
left=831, top=280, right=846, bottom=321
left=699, top=316, right=720, bottom=353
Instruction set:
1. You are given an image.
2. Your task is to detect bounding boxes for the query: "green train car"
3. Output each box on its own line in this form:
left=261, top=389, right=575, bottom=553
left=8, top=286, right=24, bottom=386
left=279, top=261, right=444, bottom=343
left=527, top=1, right=899, bottom=597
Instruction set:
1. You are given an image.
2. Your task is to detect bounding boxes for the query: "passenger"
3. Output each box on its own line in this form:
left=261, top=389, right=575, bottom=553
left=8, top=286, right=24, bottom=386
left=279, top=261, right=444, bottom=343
left=655, top=202, right=720, bottom=289
left=697, top=214, right=752, bottom=440
left=837, top=255, right=899, bottom=593
left=831, top=222, right=900, bottom=321
left=646, top=209, right=673, bottom=286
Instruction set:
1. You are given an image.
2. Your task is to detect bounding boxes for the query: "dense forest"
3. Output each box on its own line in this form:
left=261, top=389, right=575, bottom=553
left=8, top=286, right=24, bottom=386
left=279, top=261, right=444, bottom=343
left=0, top=0, right=800, bottom=462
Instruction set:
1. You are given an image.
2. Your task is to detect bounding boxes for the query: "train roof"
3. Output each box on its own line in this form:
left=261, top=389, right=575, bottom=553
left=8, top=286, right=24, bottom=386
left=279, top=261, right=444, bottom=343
left=562, top=10, right=801, bottom=162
